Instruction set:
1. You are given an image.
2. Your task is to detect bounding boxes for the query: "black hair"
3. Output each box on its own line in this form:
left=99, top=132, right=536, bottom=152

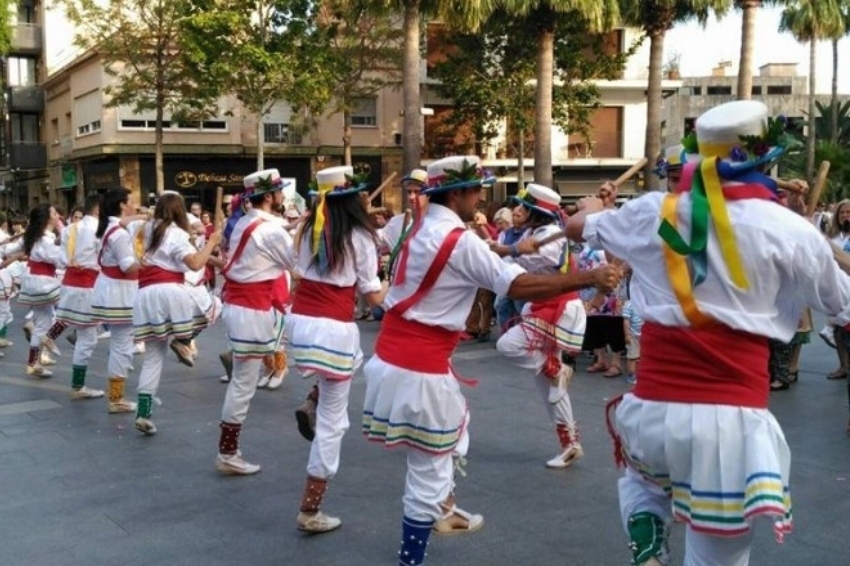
left=23, top=204, right=53, bottom=255
left=97, top=188, right=131, bottom=238
left=299, top=191, right=375, bottom=274
left=525, top=207, right=554, bottom=230
left=84, top=193, right=101, bottom=215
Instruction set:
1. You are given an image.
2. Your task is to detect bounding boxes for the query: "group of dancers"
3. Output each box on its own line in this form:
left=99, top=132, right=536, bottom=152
left=2, top=98, right=849, bottom=566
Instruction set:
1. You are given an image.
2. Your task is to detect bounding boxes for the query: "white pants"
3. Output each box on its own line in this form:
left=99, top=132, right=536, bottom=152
left=0, top=299, right=13, bottom=329
left=221, top=357, right=262, bottom=424
left=137, top=340, right=167, bottom=396
left=619, top=467, right=753, bottom=566
left=306, top=376, right=352, bottom=479
left=403, top=414, right=470, bottom=522
left=30, top=305, right=54, bottom=348
left=72, top=326, right=98, bottom=367
left=498, top=327, right=575, bottom=431
left=107, top=323, right=134, bottom=378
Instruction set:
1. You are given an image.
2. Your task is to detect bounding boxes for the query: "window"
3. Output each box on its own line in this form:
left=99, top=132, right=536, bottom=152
left=74, top=90, right=102, bottom=137
left=7, top=57, right=38, bottom=87
left=690, top=86, right=702, bottom=95
left=351, top=97, right=377, bottom=127
left=767, top=84, right=792, bottom=95
left=706, top=86, right=732, bottom=95
left=51, top=118, right=59, bottom=144
left=16, top=2, right=36, bottom=24
left=684, top=117, right=697, bottom=134
left=751, top=86, right=762, bottom=95
left=264, top=123, right=301, bottom=144
left=10, top=113, right=39, bottom=143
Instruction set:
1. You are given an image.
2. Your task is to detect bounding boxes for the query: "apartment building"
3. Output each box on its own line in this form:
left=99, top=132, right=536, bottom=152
left=1, top=0, right=48, bottom=213
left=664, top=61, right=831, bottom=149
left=422, top=25, right=682, bottom=200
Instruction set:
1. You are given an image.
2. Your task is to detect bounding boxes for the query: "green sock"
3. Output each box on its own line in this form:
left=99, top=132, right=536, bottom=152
left=137, top=393, right=153, bottom=419
left=0, top=325, right=6, bottom=338
left=71, top=365, right=86, bottom=389
left=627, top=512, right=667, bottom=565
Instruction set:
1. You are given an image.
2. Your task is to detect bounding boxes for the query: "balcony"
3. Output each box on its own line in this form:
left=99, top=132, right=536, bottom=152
left=10, top=142, right=48, bottom=170
left=7, top=86, right=44, bottom=113
left=10, top=24, right=43, bottom=54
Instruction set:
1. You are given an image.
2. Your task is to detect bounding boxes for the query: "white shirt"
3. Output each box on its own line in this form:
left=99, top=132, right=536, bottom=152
left=61, top=216, right=99, bottom=270
left=295, top=226, right=382, bottom=294
left=376, top=213, right=410, bottom=253
left=139, top=222, right=196, bottom=273
left=512, top=224, right=565, bottom=275
left=29, top=231, right=63, bottom=266
left=99, top=217, right=139, bottom=273
left=384, top=203, right=525, bottom=331
left=225, top=209, right=296, bottom=283
left=584, top=191, right=850, bottom=341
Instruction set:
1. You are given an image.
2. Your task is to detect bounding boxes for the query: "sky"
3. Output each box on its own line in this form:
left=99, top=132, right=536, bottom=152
left=666, top=5, right=850, bottom=95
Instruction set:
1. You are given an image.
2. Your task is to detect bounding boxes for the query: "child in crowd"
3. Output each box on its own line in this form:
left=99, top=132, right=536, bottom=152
left=621, top=270, right=642, bottom=386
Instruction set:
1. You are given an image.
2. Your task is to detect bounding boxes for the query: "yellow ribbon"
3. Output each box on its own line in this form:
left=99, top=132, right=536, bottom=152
left=311, top=192, right=327, bottom=257
left=66, top=223, right=78, bottom=263
left=660, top=193, right=714, bottom=328
left=134, top=224, right=146, bottom=260
left=700, top=158, right=750, bottom=290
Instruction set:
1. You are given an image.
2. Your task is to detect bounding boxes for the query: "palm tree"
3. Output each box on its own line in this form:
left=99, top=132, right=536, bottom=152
left=496, top=1, right=618, bottom=187
left=371, top=1, right=492, bottom=176
left=735, top=1, right=780, bottom=100
left=779, top=0, right=845, bottom=181
left=619, top=1, right=731, bottom=186
left=829, top=1, right=850, bottom=141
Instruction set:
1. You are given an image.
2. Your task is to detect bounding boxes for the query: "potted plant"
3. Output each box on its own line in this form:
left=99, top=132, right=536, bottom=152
left=664, top=52, right=682, bottom=80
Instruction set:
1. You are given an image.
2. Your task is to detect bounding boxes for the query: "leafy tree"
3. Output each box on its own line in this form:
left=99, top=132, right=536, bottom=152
left=430, top=8, right=637, bottom=188
left=319, top=1, right=404, bottom=165
left=497, top=1, right=619, bottom=187
left=182, top=0, right=331, bottom=170
left=619, top=0, right=731, bottom=186
left=56, top=0, right=218, bottom=193
left=779, top=0, right=845, bottom=182
left=0, top=0, right=12, bottom=56
left=828, top=0, right=850, bottom=141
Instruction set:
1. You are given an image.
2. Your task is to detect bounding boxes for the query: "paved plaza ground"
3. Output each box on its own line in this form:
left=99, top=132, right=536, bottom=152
left=0, top=307, right=847, bottom=565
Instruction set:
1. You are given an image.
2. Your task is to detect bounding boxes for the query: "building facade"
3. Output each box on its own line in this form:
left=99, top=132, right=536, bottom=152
left=1, top=0, right=48, bottom=213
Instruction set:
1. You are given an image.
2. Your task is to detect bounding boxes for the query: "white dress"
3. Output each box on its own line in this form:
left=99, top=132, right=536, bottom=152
left=285, top=227, right=381, bottom=380
left=91, top=218, right=140, bottom=325
left=55, top=216, right=100, bottom=327
left=19, top=232, right=62, bottom=307
left=133, top=222, right=211, bottom=342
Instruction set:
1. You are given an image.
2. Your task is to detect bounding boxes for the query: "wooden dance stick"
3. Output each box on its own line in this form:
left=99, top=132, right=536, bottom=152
left=368, top=171, right=397, bottom=202
left=532, top=158, right=648, bottom=248
left=213, top=185, right=225, bottom=230
left=805, top=160, right=831, bottom=217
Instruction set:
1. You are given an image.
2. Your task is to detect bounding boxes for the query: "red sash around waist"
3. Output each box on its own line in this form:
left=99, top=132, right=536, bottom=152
left=138, top=265, right=184, bottom=289
left=635, top=321, right=769, bottom=408
left=290, top=279, right=356, bottom=322
left=223, top=276, right=290, bottom=312
left=375, top=311, right=461, bottom=374
left=28, top=260, right=56, bottom=277
left=100, top=265, right=139, bottom=281
left=62, top=266, right=99, bottom=288
left=528, top=291, right=580, bottom=325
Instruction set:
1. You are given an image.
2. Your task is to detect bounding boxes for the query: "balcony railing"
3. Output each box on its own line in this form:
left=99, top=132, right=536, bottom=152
left=7, top=86, right=45, bottom=113
left=11, top=24, right=43, bottom=53
left=10, top=142, right=47, bottom=170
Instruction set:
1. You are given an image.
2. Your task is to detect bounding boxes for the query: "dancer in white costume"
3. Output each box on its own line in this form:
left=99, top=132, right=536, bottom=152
left=216, top=169, right=295, bottom=474
left=496, top=183, right=587, bottom=469
left=361, top=156, right=621, bottom=566
left=92, top=188, right=144, bottom=414
left=566, top=100, right=850, bottom=565
left=18, top=204, right=62, bottom=378
left=133, top=193, right=221, bottom=435
left=49, top=194, right=106, bottom=399
left=287, top=165, right=383, bottom=533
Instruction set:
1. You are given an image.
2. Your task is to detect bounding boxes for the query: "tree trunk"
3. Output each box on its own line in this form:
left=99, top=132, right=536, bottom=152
left=644, top=29, right=665, bottom=189
left=402, top=0, right=421, bottom=174
left=517, top=128, right=525, bottom=193
left=736, top=0, right=760, bottom=100
left=534, top=22, right=555, bottom=187
left=343, top=107, right=353, bottom=166
left=806, top=38, right=817, bottom=183
left=831, top=37, right=839, bottom=143
left=155, top=93, right=165, bottom=195
left=256, top=112, right=265, bottom=170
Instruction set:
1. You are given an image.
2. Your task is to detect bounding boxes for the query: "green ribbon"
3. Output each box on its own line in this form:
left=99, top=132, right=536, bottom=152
left=657, top=164, right=710, bottom=287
